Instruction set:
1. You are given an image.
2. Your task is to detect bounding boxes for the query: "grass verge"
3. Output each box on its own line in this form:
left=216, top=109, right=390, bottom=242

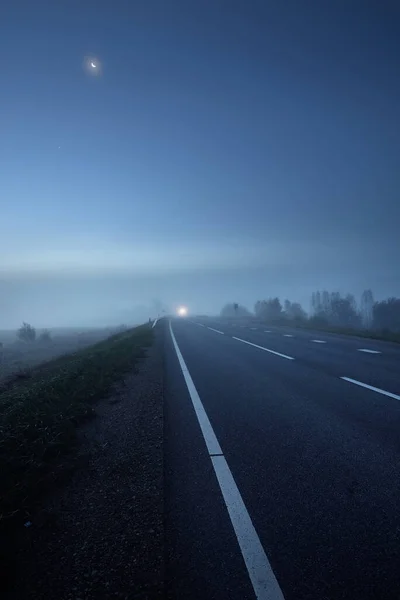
left=0, top=324, right=153, bottom=524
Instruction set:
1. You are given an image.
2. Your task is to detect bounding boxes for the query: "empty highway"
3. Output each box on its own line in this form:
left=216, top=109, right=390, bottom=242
left=163, top=317, right=400, bottom=600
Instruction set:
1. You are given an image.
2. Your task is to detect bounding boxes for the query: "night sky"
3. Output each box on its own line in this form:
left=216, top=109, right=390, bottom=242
left=1, top=1, right=399, bottom=327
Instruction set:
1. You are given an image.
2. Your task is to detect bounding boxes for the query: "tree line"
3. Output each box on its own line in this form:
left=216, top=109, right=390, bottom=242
left=222, top=290, right=400, bottom=333
left=309, top=290, right=400, bottom=332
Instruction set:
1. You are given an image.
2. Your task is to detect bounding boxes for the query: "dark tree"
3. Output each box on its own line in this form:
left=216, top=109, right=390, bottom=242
left=360, top=289, right=374, bottom=328
left=221, top=303, right=250, bottom=317
left=17, top=322, right=36, bottom=342
left=38, top=329, right=52, bottom=342
left=254, top=297, right=283, bottom=321
left=373, top=298, right=400, bottom=332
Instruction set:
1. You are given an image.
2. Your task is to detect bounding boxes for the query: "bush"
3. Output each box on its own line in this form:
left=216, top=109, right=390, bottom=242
left=220, top=303, right=251, bottom=317
left=17, top=323, right=36, bottom=343
left=38, top=329, right=52, bottom=343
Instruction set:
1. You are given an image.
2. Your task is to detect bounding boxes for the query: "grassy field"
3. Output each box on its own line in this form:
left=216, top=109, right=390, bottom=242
left=0, top=324, right=153, bottom=524
left=0, top=327, right=123, bottom=383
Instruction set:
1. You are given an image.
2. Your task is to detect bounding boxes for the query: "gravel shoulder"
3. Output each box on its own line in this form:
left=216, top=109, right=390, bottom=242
left=5, top=328, right=164, bottom=600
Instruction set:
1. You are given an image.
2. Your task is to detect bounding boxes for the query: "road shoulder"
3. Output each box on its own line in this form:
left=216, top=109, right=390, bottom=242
left=5, top=330, right=164, bottom=600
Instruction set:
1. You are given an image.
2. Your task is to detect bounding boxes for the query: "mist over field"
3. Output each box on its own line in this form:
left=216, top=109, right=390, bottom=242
left=1, top=249, right=399, bottom=330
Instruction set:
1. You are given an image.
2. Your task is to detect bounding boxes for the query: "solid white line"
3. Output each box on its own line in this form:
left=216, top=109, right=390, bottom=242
left=311, top=339, right=326, bottom=344
left=196, top=322, right=206, bottom=327
left=233, top=336, right=295, bottom=361
left=208, top=327, right=224, bottom=335
left=169, top=322, right=285, bottom=600
left=170, top=322, right=222, bottom=455
left=152, top=318, right=158, bottom=329
left=341, top=377, right=400, bottom=401
left=211, top=456, right=284, bottom=600
left=357, top=349, right=381, bottom=354
left=283, top=334, right=293, bottom=337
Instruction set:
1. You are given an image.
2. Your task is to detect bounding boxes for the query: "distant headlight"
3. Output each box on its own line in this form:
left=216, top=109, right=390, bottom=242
left=177, top=306, right=188, bottom=317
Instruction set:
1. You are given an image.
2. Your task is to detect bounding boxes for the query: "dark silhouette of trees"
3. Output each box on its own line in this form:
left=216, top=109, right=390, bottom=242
left=17, top=322, right=36, bottom=342
left=220, top=303, right=251, bottom=317
left=373, top=298, right=400, bottom=332
left=283, top=300, right=307, bottom=321
left=360, top=289, right=374, bottom=328
left=254, top=298, right=283, bottom=321
left=38, top=329, right=52, bottom=342
left=223, top=289, right=400, bottom=336
left=310, top=291, right=360, bottom=327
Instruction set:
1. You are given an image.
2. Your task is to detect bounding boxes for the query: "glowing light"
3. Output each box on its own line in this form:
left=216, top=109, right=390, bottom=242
left=177, top=306, right=188, bottom=317
left=83, top=55, right=102, bottom=76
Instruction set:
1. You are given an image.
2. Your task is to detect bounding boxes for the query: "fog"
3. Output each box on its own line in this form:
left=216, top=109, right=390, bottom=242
left=1, top=1, right=399, bottom=330
left=1, top=243, right=399, bottom=330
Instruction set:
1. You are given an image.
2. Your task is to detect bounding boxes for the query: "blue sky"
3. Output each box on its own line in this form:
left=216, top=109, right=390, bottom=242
left=1, top=1, right=399, bottom=327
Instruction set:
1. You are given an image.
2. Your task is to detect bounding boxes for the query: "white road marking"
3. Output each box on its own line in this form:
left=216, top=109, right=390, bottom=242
left=311, top=339, right=326, bottom=344
left=283, top=334, right=294, bottom=337
left=233, top=337, right=295, bottom=361
left=250, top=327, right=258, bottom=330
left=169, top=322, right=285, bottom=600
left=341, top=377, right=400, bottom=401
left=208, top=327, right=224, bottom=335
left=264, top=330, right=271, bottom=333
left=357, top=349, right=381, bottom=354
left=152, top=318, right=158, bottom=328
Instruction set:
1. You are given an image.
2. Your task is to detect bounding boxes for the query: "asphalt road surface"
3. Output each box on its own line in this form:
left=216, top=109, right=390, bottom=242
left=163, top=317, right=400, bottom=600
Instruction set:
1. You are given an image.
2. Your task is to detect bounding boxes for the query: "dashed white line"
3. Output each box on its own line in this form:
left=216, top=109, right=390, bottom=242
left=169, top=322, right=285, bottom=600
left=341, top=377, right=400, bottom=401
left=250, top=327, right=258, bottom=330
left=311, top=339, right=326, bottom=344
left=152, top=318, right=158, bottom=329
left=357, top=349, right=381, bottom=354
left=208, top=327, right=224, bottom=335
left=233, top=337, right=295, bottom=360
left=283, top=334, right=294, bottom=337
left=264, top=330, right=271, bottom=333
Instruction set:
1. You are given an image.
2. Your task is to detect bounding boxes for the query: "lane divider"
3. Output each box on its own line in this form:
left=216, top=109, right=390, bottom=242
left=187, top=323, right=387, bottom=358
left=169, top=321, right=285, bottom=600
left=232, top=337, right=295, bottom=361
left=341, top=377, right=400, bottom=401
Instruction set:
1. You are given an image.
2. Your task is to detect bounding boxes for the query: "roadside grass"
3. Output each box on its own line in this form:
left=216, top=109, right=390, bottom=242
left=0, top=324, right=153, bottom=524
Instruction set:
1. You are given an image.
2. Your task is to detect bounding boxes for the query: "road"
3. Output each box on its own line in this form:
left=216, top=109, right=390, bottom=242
left=163, top=317, right=400, bottom=600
